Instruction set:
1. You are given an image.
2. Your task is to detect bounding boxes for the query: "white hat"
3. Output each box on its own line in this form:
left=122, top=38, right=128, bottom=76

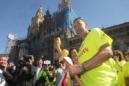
left=64, top=56, right=73, bottom=65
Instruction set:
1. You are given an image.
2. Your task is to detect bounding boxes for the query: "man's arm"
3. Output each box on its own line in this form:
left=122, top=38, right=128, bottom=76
left=69, top=43, right=113, bottom=75
left=82, top=43, right=113, bottom=71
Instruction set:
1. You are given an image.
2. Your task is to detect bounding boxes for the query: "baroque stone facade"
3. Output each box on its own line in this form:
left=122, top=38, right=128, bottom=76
left=103, top=22, right=129, bottom=51
left=8, top=0, right=129, bottom=63
left=26, top=0, right=77, bottom=64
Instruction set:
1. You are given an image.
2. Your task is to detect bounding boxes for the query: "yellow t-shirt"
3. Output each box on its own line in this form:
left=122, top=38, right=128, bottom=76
left=123, top=62, right=129, bottom=77
left=78, top=28, right=117, bottom=86
left=116, top=60, right=126, bottom=86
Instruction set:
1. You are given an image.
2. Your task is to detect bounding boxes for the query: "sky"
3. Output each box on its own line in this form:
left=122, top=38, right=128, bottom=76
left=0, top=0, right=129, bottom=53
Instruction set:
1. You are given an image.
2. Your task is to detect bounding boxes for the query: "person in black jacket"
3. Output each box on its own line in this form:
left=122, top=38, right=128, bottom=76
left=16, top=55, right=36, bottom=86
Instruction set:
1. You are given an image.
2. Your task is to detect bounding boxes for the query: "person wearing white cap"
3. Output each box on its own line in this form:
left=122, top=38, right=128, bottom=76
left=54, top=37, right=83, bottom=86
left=56, top=56, right=73, bottom=86
left=63, top=56, right=73, bottom=65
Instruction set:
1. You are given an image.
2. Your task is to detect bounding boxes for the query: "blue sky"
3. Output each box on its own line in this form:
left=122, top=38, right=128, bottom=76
left=0, top=0, right=129, bottom=53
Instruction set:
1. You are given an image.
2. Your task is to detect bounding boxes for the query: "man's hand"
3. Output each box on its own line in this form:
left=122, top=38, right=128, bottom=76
left=69, top=64, right=81, bottom=76
left=22, top=66, right=28, bottom=72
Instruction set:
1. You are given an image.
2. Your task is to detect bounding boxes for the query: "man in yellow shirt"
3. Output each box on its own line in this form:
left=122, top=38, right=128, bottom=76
left=69, top=17, right=118, bottom=86
left=123, top=61, right=129, bottom=86
left=113, top=50, right=126, bottom=86
left=123, top=52, right=129, bottom=86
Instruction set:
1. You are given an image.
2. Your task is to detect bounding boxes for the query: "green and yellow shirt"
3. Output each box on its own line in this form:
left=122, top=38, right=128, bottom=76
left=78, top=28, right=117, bottom=86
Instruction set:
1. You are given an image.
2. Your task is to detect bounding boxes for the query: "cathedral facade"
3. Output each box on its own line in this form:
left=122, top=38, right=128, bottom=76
left=26, top=0, right=78, bottom=63
left=8, top=0, right=129, bottom=63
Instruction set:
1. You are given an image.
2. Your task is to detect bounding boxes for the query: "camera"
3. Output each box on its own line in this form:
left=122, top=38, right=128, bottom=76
left=23, top=55, right=32, bottom=62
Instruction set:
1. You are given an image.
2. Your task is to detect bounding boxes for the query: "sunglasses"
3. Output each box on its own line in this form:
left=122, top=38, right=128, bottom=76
left=59, top=60, right=65, bottom=64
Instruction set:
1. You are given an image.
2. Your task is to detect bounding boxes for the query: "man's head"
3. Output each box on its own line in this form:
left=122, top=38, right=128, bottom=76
left=0, top=55, right=8, bottom=69
left=113, top=50, right=125, bottom=61
left=73, top=17, right=88, bottom=38
left=125, top=51, right=129, bottom=61
left=23, top=55, right=34, bottom=65
left=35, top=58, right=43, bottom=67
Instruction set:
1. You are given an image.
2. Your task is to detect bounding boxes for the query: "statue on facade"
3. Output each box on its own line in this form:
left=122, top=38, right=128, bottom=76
left=54, top=37, right=84, bottom=86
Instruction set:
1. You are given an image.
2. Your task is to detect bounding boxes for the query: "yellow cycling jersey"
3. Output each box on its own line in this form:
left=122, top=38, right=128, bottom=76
left=116, top=60, right=126, bottom=86
left=78, top=28, right=117, bottom=86
left=123, top=61, right=129, bottom=77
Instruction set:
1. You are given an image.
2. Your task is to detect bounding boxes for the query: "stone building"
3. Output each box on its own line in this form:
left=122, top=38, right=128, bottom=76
left=103, top=22, right=129, bottom=51
left=5, top=33, right=28, bottom=60
left=26, top=0, right=78, bottom=64
left=8, top=0, right=129, bottom=63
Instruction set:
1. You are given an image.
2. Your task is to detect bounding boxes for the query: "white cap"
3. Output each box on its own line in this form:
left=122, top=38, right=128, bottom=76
left=64, top=56, right=73, bottom=65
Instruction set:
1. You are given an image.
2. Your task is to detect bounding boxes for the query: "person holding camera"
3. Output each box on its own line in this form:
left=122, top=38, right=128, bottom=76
left=16, top=55, right=36, bottom=86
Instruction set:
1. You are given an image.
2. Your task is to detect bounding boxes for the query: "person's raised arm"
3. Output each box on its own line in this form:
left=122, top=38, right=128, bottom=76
left=82, top=43, right=113, bottom=71
left=69, top=43, right=113, bottom=75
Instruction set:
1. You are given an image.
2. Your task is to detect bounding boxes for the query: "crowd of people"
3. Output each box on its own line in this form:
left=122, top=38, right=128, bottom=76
left=0, top=48, right=129, bottom=86
left=0, top=55, right=57, bottom=86
left=0, top=17, right=129, bottom=86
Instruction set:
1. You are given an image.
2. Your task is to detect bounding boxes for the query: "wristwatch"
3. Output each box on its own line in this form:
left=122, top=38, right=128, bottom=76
left=80, top=64, right=85, bottom=74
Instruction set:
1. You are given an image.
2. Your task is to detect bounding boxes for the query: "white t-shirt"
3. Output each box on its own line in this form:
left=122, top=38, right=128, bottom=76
left=36, top=67, right=41, bottom=76
left=0, top=69, right=6, bottom=86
